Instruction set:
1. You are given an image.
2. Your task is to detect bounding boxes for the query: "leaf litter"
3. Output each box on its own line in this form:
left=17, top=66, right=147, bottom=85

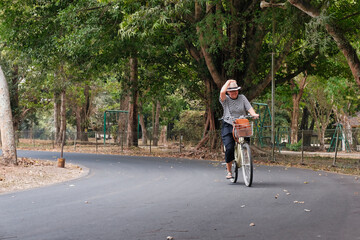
left=0, top=157, right=86, bottom=194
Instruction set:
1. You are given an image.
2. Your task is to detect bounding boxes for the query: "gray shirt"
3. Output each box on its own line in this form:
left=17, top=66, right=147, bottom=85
left=220, top=94, right=252, bottom=125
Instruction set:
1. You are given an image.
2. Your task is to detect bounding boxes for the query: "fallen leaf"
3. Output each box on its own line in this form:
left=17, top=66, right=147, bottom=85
left=304, top=182, right=309, bottom=184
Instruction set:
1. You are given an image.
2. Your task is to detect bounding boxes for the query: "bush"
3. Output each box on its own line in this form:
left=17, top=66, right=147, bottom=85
left=172, top=110, right=205, bottom=143
left=286, top=139, right=303, bottom=151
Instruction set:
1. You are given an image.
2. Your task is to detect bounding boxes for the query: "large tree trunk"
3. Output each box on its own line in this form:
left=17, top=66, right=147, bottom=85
left=75, top=105, right=82, bottom=140
left=54, top=92, right=61, bottom=143
left=300, top=107, right=312, bottom=146
left=152, top=100, right=161, bottom=146
left=139, top=112, right=148, bottom=145
left=288, top=0, right=360, bottom=89
left=78, top=84, right=90, bottom=141
left=117, top=94, right=129, bottom=145
left=0, top=66, right=17, bottom=165
left=57, top=89, right=66, bottom=145
left=10, top=65, right=20, bottom=133
left=196, top=79, right=219, bottom=150
left=127, top=57, right=138, bottom=147
left=290, top=72, right=308, bottom=144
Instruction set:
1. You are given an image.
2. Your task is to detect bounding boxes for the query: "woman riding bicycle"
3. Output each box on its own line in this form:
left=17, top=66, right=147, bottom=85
left=220, top=79, right=259, bottom=179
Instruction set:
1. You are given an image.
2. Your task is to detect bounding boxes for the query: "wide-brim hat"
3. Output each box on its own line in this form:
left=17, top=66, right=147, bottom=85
left=227, top=82, right=241, bottom=91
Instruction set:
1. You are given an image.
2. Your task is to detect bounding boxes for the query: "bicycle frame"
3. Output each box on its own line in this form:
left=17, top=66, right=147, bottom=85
left=231, top=117, right=254, bottom=187
left=234, top=137, right=246, bottom=166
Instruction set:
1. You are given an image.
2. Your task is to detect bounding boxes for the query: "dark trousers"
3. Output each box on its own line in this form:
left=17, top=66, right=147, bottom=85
left=221, top=121, right=250, bottom=163
left=221, top=122, right=235, bottom=163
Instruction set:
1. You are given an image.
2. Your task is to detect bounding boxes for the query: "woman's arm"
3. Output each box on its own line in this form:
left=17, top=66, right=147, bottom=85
left=248, top=108, right=259, bottom=119
left=220, top=79, right=237, bottom=102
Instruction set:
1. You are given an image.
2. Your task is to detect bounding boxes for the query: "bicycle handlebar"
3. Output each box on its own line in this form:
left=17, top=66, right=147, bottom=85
left=238, top=115, right=254, bottom=119
left=230, top=115, right=254, bottom=123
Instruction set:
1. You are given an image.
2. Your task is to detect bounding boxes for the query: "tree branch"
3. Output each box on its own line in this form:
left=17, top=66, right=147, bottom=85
left=288, top=0, right=360, bottom=88
left=247, top=39, right=293, bottom=100
left=276, top=51, right=318, bottom=85
left=340, top=11, right=360, bottom=21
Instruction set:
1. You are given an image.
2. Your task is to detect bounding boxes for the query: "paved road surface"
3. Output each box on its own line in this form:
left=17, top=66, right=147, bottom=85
left=1, top=150, right=360, bottom=240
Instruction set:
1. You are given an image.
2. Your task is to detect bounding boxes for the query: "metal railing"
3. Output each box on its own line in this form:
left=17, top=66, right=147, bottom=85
left=8, top=128, right=360, bottom=168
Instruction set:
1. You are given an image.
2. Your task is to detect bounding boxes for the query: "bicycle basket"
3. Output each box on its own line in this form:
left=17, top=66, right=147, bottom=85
left=233, top=119, right=253, bottom=139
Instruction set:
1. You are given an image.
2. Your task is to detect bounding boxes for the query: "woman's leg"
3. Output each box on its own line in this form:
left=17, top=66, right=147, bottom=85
left=226, top=161, right=233, bottom=173
left=223, top=134, right=235, bottom=163
left=222, top=132, right=235, bottom=177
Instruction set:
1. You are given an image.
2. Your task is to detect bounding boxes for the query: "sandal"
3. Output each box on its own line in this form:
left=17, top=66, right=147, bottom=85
left=226, top=172, right=233, bottom=179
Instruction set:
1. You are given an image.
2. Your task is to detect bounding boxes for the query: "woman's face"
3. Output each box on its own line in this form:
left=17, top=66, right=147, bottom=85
left=227, top=90, right=238, bottom=99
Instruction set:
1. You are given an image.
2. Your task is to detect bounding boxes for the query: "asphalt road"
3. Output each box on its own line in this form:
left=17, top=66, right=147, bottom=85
left=1, top=150, right=360, bottom=240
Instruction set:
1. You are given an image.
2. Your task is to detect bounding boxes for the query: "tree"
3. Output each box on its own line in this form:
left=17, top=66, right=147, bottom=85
left=290, top=72, right=308, bottom=144
left=305, top=76, right=333, bottom=151
left=155, top=0, right=321, bottom=148
left=288, top=0, right=360, bottom=89
left=326, top=76, right=360, bottom=149
left=0, top=66, right=17, bottom=165
left=127, top=57, right=139, bottom=147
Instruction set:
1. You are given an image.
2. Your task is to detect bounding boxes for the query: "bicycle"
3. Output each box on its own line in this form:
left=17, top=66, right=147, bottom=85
left=229, top=116, right=253, bottom=187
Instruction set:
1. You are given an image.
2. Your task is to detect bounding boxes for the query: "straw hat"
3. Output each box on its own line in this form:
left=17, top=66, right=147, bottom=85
left=227, top=81, right=241, bottom=91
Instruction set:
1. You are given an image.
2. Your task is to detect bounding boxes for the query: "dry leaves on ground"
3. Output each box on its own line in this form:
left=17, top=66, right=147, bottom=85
left=0, top=157, right=86, bottom=194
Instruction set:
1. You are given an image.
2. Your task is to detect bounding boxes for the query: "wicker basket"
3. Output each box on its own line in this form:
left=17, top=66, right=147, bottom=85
left=233, top=120, right=253, bottom=138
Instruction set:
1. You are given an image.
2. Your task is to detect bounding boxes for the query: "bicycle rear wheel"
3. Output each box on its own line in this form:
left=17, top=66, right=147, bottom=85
left=241, top=143, right=253, bottom=187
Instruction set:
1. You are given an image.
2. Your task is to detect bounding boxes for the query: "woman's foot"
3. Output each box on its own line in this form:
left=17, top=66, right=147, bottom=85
left=226, top=172, right=233, bottom=179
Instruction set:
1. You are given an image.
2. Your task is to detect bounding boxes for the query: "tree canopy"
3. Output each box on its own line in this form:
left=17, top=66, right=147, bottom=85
left=0, top=0, right=359, bottom=153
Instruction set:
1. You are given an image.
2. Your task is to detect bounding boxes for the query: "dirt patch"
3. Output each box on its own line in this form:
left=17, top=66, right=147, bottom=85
left=0, top=157, right=87, bottom=195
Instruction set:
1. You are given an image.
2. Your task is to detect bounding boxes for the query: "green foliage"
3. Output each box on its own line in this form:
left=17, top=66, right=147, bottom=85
left=286, top=139, right=302, bottom=151
left=325, top=75, right=360, bottom=115
left=304, top=12, right=335, bottom=55
left=110, top=125, right=119, bottom=141
left=0, top=0, right=360, bottom=148
left=172, top=110, right=205, bottom=143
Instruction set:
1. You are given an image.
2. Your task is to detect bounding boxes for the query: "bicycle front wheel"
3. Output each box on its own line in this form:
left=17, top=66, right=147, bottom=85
left=231, top=143, right=240, bottom=183
left=241, top=143, right=253, bottom=187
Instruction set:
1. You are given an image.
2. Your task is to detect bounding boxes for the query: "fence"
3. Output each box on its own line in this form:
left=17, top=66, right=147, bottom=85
left=9, top=127, right=360, bottom=157
left=13, top=129, right=203, bottom=155
left=7, top=127, right=359, bottom=175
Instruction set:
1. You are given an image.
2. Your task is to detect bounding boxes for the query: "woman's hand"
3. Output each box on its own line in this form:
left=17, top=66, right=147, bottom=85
left=248, top=108, right=259, bottom=119
left=220, top=80, right=237, bottom=102
left=251, top=113, right=260, bottom=119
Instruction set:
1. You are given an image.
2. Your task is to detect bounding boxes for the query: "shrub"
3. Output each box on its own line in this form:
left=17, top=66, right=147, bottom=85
left=172, top=110, right=205, bottom=143
left=286, top=139, right=303, bottom=151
